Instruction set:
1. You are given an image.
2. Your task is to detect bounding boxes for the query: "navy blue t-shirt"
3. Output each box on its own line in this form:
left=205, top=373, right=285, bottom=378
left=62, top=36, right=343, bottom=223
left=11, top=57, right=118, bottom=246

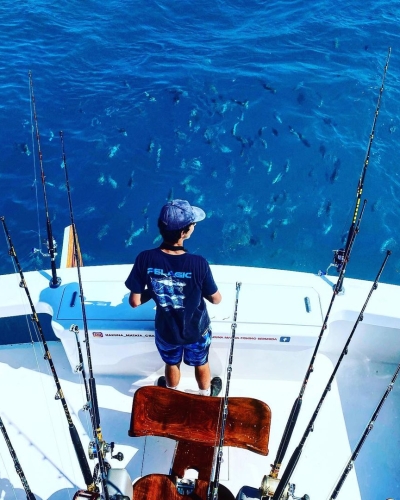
left=125, top=248, right=218, bottom=345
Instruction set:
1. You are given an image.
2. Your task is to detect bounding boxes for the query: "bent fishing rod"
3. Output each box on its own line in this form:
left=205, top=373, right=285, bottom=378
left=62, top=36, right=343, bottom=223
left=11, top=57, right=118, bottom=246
left=324, top=47, right=391, bottom=292
left=60, top=131, right=125, bottom=500
left=260, top=199, right=367, bottom=500
left=0, top=216, right=97, bottom=496
left=0, top=416, right=36, bottom=500
left=329, top=343, right=399, bottom=499
left=208, top=281, right=242, bottom=500
left=272, top=250, right=391, bottom=500
left=28, top=71, right=61, bottom=289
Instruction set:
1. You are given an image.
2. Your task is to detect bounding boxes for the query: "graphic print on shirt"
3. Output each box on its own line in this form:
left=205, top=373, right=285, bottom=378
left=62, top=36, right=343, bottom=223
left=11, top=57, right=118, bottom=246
left=150, top=276, right=186, bottom=311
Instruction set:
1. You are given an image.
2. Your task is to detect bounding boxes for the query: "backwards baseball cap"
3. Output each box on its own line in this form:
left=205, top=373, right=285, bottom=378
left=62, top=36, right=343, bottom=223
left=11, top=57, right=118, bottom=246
left=159, top=199, right=206, bottom=230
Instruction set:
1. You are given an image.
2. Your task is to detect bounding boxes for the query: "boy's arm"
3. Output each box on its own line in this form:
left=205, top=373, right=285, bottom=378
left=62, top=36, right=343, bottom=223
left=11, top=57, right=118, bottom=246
left=129, top=288, right=153, bottom=308
left=204, top=290, right=222, bottom=304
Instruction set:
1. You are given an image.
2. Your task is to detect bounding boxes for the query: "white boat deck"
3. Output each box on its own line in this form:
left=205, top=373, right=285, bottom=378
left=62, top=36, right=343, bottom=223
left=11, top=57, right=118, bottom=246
left=0, top=339, right=399, bottom=500
left=0, top=264, right=399, bottom=499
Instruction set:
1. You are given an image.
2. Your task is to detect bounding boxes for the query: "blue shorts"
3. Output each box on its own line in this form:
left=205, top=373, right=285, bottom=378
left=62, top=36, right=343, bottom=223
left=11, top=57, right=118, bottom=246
left=155, top=329, right=212, bottom=367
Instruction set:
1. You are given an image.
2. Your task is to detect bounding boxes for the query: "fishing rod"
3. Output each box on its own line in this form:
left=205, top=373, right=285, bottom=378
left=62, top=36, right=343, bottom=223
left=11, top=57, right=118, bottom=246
left=28, top=70, right=61, bottom=289
left=272, top=250, right=391, bottom=500
left=208, top=281, right=242, bottom=500
left=0, top=416, right=36, bottom=500
left=260, top=199, right=367, bottom=500
left=0, top=216, right=97, bottom=496
left=329, top=346, right=399, bottom=499
left=60, top=131, right=125, bottom=500
left=70, top=324, right=91, bottom=409
left=321, top=47, right=391, bottom=292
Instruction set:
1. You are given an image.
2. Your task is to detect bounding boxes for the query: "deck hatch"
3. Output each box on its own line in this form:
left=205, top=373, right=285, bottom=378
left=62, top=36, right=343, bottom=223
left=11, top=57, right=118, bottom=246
left=56, top=282, right=155, bottom=321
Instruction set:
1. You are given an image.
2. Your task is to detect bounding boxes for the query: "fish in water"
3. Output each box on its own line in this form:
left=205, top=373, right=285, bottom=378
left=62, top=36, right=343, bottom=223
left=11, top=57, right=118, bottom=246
left=260, top=160, right=273, bottom=173
left=98, top=173, right=105, bottom=185
left=118, top=196, right=127, bottom=209
left=16, top=143, right=31, bottom=156
left=231, top=99, right=249, bottom=109
left=170, top=89, right=186, bottom=104
left=263, top=218, right=273, bottom=229
left=273, top=112, right=282, bottom=124
left=117, top=128, right=128, bottom=136
left=153, top=234, right=162, bottom=244
left=108, top=175, right=118, bottom=189
left=175, top=129, right=187, bottom=141
left=319, top=144, right=326, bottom=158
left=262, top=83, right=277, bottom=94
left=144, top=216, right=149, bottom=233
left=380, top=237, right=396, bottom=253
left=144, top=91, right=156, bottom=102
left=272, top=128, right=279, bottom=136
left=147, top=139, right=155, bottom=153
left=323, top=117, right=337, bottom=127
left=258, top=127, right=267, bottom=137
left=156, top=147, right=161, bottom=169
left=297, top=91, right=306, bottom=105
left=232, top=122, right=240, bottom=136
left=83, top=206, right=96, bottom=215
left=125, top=226, right=144, bottom=247
left=108, top=144, right=120, bottom=158
left=272, top=190, right=288, bottom=205
left=127, top=170, right=134, bottom=188
left=272, top=172, right=283, bottom=184
left=325, top=200, right=332, bottom=215
left=330, top=166, right=340, bottom=183
left=284, top=160, right=290, bottom=173
left=266, top=204, right=276, bottom=214
left=288, top=126, right=310, bottom=147
left=97, top=224, right=110, bottom=240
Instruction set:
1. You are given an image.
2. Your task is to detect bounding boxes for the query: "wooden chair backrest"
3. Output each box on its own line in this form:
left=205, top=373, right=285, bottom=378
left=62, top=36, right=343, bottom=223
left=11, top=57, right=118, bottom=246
left=129, top=386, right=271, bottom=456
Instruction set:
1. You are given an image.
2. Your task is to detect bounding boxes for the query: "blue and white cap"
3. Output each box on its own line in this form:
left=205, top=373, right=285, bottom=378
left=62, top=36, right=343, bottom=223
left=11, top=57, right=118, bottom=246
left=159, top=199, right=206, bottom=230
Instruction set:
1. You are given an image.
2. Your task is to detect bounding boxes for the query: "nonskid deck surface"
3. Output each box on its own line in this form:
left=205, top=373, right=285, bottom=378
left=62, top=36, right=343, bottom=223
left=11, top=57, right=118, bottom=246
left=1, top=341, right=389, bottom=500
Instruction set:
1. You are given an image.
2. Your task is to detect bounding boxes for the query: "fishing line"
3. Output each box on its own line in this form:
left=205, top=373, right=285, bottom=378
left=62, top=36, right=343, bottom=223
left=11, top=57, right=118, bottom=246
left=0, top=416, right=36, bottom=500
left=0, top=223, right=77, bottom=489
left=1, top=413, right=79, bottom=497
left=259, top=199, right=367, bottom=500
left=0, top=216, right=96, bottom=494
left=208, top=281, right=242, bottom=500
left=325, top=47, right=391, bottom=287
left=272, top=249, right=391, bottom=500
left=328, top=352, right=400, bottom=499
left=0, top=444, right=19, bottom=500
left=28, top=71, right=42, bottom=253
left=28, top=71, right=61, bottom=289
left=60, top=130, right=130, bottom=500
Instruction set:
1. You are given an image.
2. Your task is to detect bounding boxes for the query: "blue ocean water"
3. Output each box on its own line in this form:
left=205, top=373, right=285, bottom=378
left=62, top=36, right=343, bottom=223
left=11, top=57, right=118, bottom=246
left=0, top=0, right=400, bottom=285
left=0, top=3, right=399, bottom=497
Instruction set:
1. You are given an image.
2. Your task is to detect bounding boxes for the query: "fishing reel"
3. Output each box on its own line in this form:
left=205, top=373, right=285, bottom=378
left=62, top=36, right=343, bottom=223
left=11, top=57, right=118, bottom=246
left=258, top=477, right=309, bottom=500
left=175, top=477, right=196, bottom=496
left=260, top=475, right=290, bottom=499
left=73, top=490, right=100, bottom=500
left=318, top=248, right=345, bottom=277
left=88, top=440, right=124, bottom=462
left=32, top=237, right=58, bottom=257
left=238, top=480, right=309, bottom=500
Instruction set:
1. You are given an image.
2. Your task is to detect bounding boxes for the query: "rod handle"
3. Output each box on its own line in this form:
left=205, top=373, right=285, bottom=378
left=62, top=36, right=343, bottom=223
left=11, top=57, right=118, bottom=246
left=69, top=425, right=95, bottom=489
left=272, top=445, right=302, bottom=500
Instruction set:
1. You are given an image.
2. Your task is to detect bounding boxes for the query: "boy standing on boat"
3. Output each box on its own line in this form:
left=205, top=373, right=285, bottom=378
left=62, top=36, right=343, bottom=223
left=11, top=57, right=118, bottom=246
left=125, top=199, right=222, bottom=396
